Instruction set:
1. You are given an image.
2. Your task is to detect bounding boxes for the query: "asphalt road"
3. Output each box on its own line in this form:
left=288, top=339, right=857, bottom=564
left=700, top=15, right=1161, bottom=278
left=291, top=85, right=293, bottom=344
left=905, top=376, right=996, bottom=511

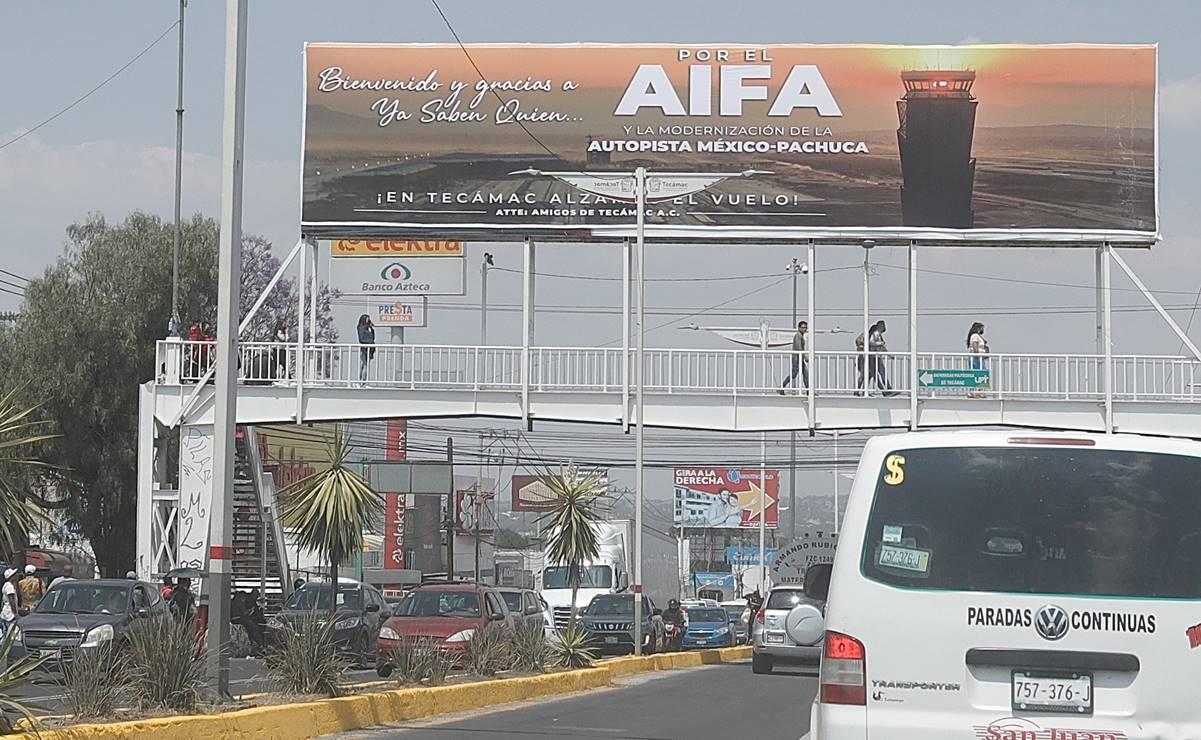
left=12, top=658, right=381, bottom=715
left=334, top=659, right=819, bottom=740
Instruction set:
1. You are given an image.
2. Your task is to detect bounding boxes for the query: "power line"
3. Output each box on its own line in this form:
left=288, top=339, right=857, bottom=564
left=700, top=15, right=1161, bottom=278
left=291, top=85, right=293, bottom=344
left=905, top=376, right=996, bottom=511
left=0, top=278, right=25, bottom=292
left=487, top=264, right=861, bottom=283
left=0, top=286, right=24, bottom=298
left=0, top=20, right=179, bottom=152
left=0, top=269, right=29, bottom=284
left=875, top=262, right=1200, bottom=296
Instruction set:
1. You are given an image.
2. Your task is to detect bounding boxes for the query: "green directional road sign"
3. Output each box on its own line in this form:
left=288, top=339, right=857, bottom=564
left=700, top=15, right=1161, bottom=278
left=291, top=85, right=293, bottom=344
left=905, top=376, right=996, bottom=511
left=918, top=369, right=989, bottom=388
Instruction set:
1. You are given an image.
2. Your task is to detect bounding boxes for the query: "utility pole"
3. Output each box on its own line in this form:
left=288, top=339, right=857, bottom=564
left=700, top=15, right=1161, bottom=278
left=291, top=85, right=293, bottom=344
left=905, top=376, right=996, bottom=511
left=633, top=166, right=646, bottom=655
left=861, top=241, right=874, bottom=396
left=786, top=257, right=803, bottom=540
left=207, top=0, right=247, bottom=701
left=169, top=0, right=187, bottom=337
left=446, top=437, right=455, bottom=579
left=480, top=252, right=493, bottom=345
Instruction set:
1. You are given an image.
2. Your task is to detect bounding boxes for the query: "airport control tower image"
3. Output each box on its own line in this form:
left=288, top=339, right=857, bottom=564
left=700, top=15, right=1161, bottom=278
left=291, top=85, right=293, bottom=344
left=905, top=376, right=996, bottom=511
left=896, top=70, right=978, bottom=228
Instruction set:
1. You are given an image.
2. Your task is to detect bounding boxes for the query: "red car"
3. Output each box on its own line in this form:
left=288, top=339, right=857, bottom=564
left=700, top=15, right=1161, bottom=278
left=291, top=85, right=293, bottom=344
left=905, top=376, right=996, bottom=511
left=376, top=582, right=514, bottom=677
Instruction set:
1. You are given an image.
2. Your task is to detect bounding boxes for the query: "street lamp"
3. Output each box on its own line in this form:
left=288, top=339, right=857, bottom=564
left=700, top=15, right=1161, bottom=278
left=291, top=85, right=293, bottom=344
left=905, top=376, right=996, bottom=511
left=514, top=166, right=766, bottom=655
left=784, top=258, right=808, bottom=540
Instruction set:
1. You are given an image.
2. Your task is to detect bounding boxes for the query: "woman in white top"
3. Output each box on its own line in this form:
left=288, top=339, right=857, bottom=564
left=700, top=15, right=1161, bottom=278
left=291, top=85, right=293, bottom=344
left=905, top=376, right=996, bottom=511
left=967, top=322, right=989, bottom=396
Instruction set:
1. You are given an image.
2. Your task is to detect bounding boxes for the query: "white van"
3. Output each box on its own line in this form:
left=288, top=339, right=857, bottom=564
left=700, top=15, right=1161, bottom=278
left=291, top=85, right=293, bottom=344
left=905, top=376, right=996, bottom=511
left=809, top=431, right=1201, bottom=740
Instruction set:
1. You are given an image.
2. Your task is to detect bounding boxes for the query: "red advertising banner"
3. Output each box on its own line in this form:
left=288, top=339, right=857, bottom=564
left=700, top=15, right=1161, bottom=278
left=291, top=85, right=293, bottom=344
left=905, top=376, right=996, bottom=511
left=673, top=467, right=779, bottom=529
left=382, top=492, right=406, bottom=569
left=385, top=419, right=407, bottom=461
left=455, top=490, right=495, bottom=536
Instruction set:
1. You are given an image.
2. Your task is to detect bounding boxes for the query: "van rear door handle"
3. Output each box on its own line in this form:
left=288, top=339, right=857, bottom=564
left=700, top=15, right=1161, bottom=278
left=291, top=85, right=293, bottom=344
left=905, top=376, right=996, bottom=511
left=965, top=648, right=1139, bottom=672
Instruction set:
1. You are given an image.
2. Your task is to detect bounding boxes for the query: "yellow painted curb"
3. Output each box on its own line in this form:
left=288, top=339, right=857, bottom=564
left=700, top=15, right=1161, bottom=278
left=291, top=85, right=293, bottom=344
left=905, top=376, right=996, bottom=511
left=17, top=647, right=750, bottom=739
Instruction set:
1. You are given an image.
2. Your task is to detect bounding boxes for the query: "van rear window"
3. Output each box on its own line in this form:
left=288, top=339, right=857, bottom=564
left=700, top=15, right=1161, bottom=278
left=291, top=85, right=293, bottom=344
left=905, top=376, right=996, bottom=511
left=861, top=446, right=1201, bottom=599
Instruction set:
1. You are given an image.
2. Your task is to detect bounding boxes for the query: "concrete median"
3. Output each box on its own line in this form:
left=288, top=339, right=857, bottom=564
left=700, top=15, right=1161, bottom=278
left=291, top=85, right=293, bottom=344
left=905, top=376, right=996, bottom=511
left=15, top=646, right=753, bottom=740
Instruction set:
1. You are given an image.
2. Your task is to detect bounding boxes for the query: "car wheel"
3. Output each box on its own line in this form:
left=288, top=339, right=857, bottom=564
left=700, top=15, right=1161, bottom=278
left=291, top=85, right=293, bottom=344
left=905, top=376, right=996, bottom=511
left=752, top=652, right=773, bottom=674
left=353, top=629, right=371, bottom=668
left=376, top=662, right=393, bottom=678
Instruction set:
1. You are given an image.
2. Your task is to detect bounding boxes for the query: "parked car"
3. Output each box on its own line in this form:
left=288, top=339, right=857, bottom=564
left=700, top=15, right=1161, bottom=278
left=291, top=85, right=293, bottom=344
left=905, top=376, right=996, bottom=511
left=681, top=606, right=737, bottom=649
left=266, top=578, right=390, bottom=666
left=680, top=598, right=720, bottom=609
left=18, top=578, right=168, bottom=666
left=751, top=578, right=826, bottom=674
left=720, top=600, right=750, bottom=644
left=495, top=587, right=547, bottom=633
left=578, top=593, right=665, bottom=655
left=376, top=582, right=514, bottom=677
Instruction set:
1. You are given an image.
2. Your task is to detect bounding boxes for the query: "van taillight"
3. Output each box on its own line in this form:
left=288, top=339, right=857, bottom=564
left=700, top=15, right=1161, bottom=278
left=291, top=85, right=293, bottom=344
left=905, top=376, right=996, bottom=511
left=820, top=631, right=866, bottom=705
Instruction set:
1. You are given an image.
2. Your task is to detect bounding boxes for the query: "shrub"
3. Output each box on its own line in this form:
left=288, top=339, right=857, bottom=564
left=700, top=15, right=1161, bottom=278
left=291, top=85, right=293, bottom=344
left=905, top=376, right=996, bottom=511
left=126, top=614, right=207, bottom=712
left=226, top=623, right=255, bottom=659
left=59, top=642, right=127, bottom=718
left=464, top=622, right=511, bottom=677
left=266, top=611, right=345, bottom=697
left=0, top=628, right=47, bottom=733
left=388, top=636, right=453, bottom=686
left=549, top=623, right=596, bottom=669
left=425, top=647, right=453, bottom=686
left=510, top=621, right=549, bottom=673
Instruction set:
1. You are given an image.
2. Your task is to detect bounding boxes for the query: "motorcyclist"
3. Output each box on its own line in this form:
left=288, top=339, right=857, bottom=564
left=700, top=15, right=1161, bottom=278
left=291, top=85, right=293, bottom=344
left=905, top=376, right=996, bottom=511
left=662, top=599, right=687, bottom=651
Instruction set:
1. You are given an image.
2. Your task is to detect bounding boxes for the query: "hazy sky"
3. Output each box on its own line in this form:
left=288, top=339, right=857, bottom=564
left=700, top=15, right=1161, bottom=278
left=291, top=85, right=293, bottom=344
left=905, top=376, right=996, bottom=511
left=3, top=1, right=1200, bottom=511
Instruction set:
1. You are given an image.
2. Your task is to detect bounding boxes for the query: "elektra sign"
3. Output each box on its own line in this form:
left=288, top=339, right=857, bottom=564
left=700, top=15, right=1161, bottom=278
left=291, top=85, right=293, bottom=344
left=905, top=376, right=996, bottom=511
left=302, top=43, right=1156, bottom=243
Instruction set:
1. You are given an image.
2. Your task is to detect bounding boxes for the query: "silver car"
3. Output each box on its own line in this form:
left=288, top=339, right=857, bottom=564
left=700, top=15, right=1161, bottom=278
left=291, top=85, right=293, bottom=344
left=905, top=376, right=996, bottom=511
left=751, top=584, right=825, bottom=674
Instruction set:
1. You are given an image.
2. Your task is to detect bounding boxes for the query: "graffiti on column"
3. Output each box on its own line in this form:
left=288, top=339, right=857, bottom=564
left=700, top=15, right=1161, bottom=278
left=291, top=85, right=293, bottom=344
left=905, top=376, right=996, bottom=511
left=177, top=425, right=213, bottom=569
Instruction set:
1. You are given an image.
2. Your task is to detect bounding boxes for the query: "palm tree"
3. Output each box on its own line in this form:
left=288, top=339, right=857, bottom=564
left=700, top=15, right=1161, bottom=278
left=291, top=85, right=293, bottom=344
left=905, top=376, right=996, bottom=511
left=0, top=387, right=53, bottom=559
left=278, top=425, right=382, bottom=617
left=537, top=463, right=608, bottom=630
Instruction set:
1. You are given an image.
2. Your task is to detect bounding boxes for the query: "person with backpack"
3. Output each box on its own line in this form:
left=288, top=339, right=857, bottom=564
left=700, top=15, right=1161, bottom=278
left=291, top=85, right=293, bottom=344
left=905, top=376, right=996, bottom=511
left=357, top=314, right=376, bottom=382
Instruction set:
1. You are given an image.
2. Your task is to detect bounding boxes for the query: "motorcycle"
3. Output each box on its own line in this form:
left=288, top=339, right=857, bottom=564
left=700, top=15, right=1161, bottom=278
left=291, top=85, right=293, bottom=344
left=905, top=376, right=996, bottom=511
left=664, top=621, right=684, bottom=652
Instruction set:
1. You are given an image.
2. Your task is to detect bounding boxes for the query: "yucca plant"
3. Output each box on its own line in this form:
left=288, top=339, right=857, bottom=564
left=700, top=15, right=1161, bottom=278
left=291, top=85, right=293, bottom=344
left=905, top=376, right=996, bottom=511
left=510, top=620, right=549, bottom=673
left=537, top=463, right=608, bottom=630
left=549, top=623, right=596, bottom=670
left=387, top=635, right=435, bottom=685
left=59, top=641, right=127, bottom=719
left=0, top=387, right=55, bottom=558
left=126, top=614, right=207, bottom=712
left=464, top=622, right=511, bottom=678
left=0, top=627, right=47, bottom=734
left=266, top=610, right=345, bottom=697
left=278, top=425, right=382, bottom=617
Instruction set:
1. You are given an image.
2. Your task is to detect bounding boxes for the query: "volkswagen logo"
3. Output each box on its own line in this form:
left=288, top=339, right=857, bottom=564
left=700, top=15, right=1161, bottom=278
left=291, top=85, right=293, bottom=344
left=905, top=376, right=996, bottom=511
left=1034, top=605, right=1069, bottom=641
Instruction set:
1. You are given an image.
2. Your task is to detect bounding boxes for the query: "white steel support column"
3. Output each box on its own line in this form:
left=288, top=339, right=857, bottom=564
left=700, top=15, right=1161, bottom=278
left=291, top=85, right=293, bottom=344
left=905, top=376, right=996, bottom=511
left=807, top=240, right=815, bottom=426
left=862, top=245, right=871, bottom=397
left=208, top=0, right=247, bottom=700
left=1109, top=249, right=1201, bottom=361
left=295, top=235, right=306, bottom=423
left=908, top=242, right=919, bottom=430
left=136, top=385, right=156, bottom=579
left=622, top=238, right=631, bottom=433
left=309, top=239, right=318, bottom=343
left=521, top=238, right=533, bottom=428
left=759, top=432, right=767, bottom=590
left=633, top=167, right=646, bottom=656
left=1095, top=246, right=1105, bottom=355
left=1102, top=242, right=1114, bottom=432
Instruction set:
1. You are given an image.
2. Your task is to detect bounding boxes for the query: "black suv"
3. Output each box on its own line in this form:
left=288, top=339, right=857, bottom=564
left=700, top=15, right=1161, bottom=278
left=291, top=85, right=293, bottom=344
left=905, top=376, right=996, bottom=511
left=266, top=579, right=391, bottom=665
left=19, top=578, right=169, bottom=665
left=578, top=593, right=666, bottom=655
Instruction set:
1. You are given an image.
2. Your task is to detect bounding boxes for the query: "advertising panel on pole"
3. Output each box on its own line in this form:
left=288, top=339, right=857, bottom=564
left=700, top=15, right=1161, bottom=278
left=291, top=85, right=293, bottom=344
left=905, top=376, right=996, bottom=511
left=372, top=297, right=427, bottom=328
left=328, top=255, right=465, bottom=296
left=330, top=240, right=463, bottom=257
left=384, top=419, right=407, bottom=461
left=302, top=43, right=1157, bottom=244
left=673, top=467, right=778, bottom=529
left=382, top=492, right=406, bottom=570
left=455, top=489, right=495, bottom=536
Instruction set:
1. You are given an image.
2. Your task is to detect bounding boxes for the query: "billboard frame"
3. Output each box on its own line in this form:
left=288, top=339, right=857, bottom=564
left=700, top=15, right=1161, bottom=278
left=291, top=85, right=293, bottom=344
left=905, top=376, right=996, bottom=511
left=299, top=42, right=1159, bottom=248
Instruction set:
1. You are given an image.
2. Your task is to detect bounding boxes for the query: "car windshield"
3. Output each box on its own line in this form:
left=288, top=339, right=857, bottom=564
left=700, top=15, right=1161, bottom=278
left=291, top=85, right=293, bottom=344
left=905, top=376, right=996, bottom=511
left=585, top=595, right=635, bottom=615
left=766, top=590, right=810, bottom=610
left=499, top=592, right=523, bottom=612
left=861, top=446, right=1201, bottom=598
left=688, top=608, right=727, bottom=623
left=285, top=586, right=362, bottom=611
left=393, top=590, right=481, bottom=618
left=542, top=565, right=612, bottom=589
left=37, top=584, right=129, bottom=615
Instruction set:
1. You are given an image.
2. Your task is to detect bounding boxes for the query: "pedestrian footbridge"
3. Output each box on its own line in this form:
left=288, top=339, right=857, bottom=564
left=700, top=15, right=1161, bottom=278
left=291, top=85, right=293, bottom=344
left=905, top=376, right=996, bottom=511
left=150, top=339, right=1201, bottom=436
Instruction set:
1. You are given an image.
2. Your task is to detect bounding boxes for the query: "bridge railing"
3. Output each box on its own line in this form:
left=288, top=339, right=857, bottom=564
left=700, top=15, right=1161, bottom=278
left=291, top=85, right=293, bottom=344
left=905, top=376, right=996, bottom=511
left=158, top=341, right=1201, bottom=402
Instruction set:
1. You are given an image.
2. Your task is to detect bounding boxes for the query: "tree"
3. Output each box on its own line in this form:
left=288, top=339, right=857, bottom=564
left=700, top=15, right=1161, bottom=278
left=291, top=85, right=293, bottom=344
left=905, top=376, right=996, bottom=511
left=537, top=463, right=608, bottom=630
left=6, top=211, right=338, bottom=574
left=0, top=388, right=53, bottom=561
left=277, top=425, right=381, bottom=617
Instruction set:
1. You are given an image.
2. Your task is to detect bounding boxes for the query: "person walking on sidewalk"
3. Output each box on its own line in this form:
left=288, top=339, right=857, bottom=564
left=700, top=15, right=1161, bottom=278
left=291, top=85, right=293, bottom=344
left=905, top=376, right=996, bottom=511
left=779, top=321, right=809, bottom=394
left=868, top=320, right=892, bottom=394
left=17, top=565, right=42, bottom=614
left=357, top=314, right=376, bottom=382
left=967, top=321, right=990, bottom=397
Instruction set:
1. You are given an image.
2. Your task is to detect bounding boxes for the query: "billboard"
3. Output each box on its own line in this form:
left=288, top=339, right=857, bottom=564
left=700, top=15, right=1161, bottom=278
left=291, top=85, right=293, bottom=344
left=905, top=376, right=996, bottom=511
left=373, top=298, right=427, bottom=328
left=331, top=240, right=463, bottom=256
left=510, top=475, right=556, bottom=512
left=328, top=256, right=466, bottom=296
left=382, top=493, right=406, bottom=570
left=455, top=489, right=495, bottom=535
left=302, top=43, right=1157, bottom=244
left=674, top=467, right=779, bottom=529
left=384, top=419, right=407, bottom=461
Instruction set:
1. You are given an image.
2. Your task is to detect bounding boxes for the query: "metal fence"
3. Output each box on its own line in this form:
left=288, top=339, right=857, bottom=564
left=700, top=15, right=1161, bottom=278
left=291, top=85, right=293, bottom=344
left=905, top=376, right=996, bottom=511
left=159, top=341, right=1201, bottom=403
